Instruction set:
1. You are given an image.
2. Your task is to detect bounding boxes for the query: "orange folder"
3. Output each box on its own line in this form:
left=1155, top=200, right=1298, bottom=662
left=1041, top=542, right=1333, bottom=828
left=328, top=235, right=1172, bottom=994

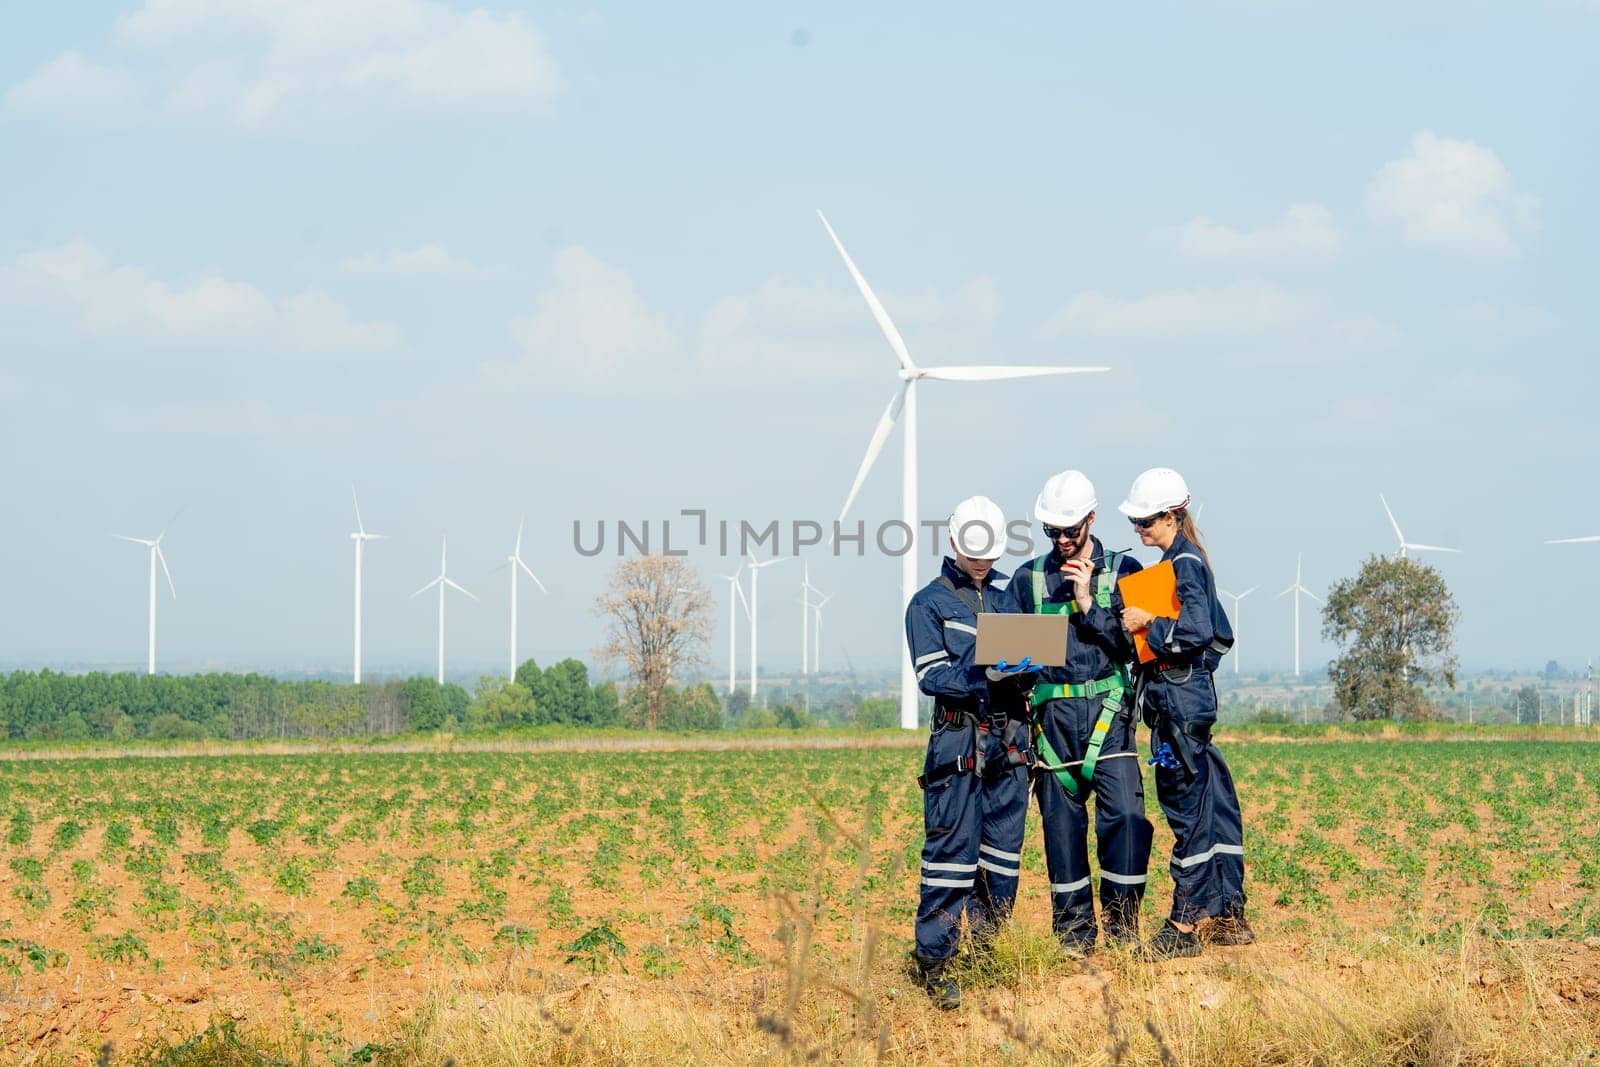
left=1117, top=560, right=1181, bottom=664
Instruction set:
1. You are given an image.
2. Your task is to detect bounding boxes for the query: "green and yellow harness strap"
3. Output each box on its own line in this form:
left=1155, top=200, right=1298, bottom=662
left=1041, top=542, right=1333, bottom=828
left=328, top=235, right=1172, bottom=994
left=1027, top=553, right=1128, bottom=799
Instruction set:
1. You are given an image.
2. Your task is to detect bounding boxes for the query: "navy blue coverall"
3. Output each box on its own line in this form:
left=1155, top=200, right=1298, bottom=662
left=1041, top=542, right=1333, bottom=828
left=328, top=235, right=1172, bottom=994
left=905, top=557, right=1032, bottom=961
left=1014, top=537, right=1154, bottom=941
left=1137, top=531, right=1246, bottom=925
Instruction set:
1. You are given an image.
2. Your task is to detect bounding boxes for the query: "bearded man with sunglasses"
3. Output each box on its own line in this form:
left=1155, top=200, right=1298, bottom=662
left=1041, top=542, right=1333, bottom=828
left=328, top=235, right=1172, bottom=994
left=1013, top=470, right=1153, bottom=955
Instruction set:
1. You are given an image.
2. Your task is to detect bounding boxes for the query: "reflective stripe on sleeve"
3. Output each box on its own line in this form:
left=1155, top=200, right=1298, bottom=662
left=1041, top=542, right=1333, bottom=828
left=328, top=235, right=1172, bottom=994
left=943, top=620, right=978, bottom=636
left=916, top=659, right=950, bottom=681
left=914, top=649, right=949, bottom=667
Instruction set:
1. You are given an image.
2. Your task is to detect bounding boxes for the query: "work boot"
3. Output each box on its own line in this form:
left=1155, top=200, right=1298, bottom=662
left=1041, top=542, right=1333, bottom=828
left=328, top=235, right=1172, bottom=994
left=1104, top=921, right=1140, bottom=950
left=1208, top=910, right=1255, bottom=946
left=912, top=954, right=961, bottom=1010
left=1057, top=926, right=1098, bottom=960
left=1141, top=920, right=1201, bottom=961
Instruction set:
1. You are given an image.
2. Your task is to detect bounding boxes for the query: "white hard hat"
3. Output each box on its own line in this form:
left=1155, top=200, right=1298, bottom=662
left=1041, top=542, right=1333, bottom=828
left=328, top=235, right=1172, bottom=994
left=948, top=496, right=1008, bottom=560
left=1034, top=470, right=1097, bottom=528
left=1118, top=468, right=1191, bottom=519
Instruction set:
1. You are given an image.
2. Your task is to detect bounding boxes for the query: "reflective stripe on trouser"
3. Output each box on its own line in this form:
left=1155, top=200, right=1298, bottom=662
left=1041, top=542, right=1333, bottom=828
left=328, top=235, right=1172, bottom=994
left=1032, top=696, right=1153, bottom=937
left=1145, top=675, right=1246, bottom=924
left=916, top=721, right=1031, bottom=960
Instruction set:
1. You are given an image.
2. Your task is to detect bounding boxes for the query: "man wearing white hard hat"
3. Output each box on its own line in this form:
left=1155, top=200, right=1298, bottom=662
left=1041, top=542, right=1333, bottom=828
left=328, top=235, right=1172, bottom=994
left=1014, top=471, right=1153, bottom=956
left=904, top=495, right=1036, bottom=1009
left=1116, top=468, right=1249, bottom=960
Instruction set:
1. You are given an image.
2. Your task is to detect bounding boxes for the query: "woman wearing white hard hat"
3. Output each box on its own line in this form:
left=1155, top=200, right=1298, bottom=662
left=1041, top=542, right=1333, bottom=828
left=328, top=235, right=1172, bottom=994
left=1116, top=468, right=1250, bottom=959
left=1014, top=471, right=1153, bottom=955
left=903, top=495, right=1037, bottom=1009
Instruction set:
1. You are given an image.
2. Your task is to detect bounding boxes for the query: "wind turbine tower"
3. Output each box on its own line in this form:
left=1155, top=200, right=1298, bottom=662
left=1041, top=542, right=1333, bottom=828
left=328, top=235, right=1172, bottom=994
left=113, top=507, right=182, bottom=675
left=501, top=517, right=547, bottom=681
left=1218, top=586, right=1258, bottom=676
left=721, top=568, right=749, bottom=695
left=411, top=536, right=478, bottom=686
left=350, top=489, right=386, bottom=684
left=1276, top=554, right=1320, bottom=679
left=746, top=556, right=786, bottom=701
left=811, top=590, right=832, bottom=674
left=819, top=211, right=1109, bottom=728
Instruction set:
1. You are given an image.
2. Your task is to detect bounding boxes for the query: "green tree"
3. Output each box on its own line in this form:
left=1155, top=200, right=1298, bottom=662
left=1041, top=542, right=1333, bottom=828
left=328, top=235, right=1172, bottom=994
left=855, top=697, right=898, bottom=730
left=468, top=677, right=537, bottom=729
left=542, top=659, right=597, bottom=724
left=1322, top=555, right=1459, bottom=721
left=401, top=678, right=446, bottom=731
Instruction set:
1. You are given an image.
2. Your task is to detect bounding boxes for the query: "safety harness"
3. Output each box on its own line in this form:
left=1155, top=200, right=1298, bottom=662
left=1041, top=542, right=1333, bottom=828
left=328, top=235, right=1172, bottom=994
left=916, top=574, right=1029, bottom=791
left=1028, top=552, right=1130, bottom=800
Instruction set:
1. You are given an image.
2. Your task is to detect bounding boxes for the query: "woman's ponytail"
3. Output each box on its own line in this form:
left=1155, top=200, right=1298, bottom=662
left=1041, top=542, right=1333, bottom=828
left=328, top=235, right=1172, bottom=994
left=1174, top=508, right=1210, bottom=569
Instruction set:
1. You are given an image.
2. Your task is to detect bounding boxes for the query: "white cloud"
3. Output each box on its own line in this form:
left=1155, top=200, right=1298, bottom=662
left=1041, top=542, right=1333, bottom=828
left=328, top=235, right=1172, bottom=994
left=1042, top=281, right=1323, bottom=341
left=1367, top=130, right=1538, bottom=257
left=14, top=240, right=398, bottom=353
left=506, top=247, right=678, bottom=384
left=2, top=51, right=146, bottom=122
left=7, top=0, right=560, bottom=129
left=1176, top=202, right=1342, bottom=264
left=339, top=243, right=483, bottom=278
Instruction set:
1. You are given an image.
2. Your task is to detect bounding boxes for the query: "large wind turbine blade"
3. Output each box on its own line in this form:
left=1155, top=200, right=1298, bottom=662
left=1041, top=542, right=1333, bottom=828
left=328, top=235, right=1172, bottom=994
left=1404, top=543, right=1461, bottom=554
left=440, top=536, right=448, bottom=573
left=1547, top=536, right=1600, bottom=544
left=411, top=577, right=444, bottom=598
left=817, top=211, right=914, bottom=372
left=113, top=534, right=155, bottom=546
left=1301, top=588, right=1323, bottom=603
left=920, top=365, right=1110, bottom=382
left=352, top=486, right=367, bottom=535
left=1379, top=494, right=1404, bottom=547
left=157, top=503, right=187, bottom=541
left=444, top=578, right=479, bottom=601
left=514, top=515, right=525, bottom=557
left=838, top=384, right=908, bottom=522
left=1240, top=586, right=1259, bottom=599
left=156, top=546, right=177, bottom=599
left=1277, top=585, right=1295, bottom=598
left=516, top=558, right=548, bottom=594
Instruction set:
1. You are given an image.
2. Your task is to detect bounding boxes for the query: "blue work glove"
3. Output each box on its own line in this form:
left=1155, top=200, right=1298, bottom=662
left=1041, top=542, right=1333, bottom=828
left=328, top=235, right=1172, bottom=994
left=1148, top=742, right=1182, bottom=771
left=985, top=656, right=1034, bottom=682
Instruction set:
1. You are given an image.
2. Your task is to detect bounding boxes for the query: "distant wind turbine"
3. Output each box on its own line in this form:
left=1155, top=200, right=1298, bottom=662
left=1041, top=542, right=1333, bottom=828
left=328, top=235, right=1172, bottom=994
left=721, top=568, right=749, bottom=695
left=113, top=506, right=183, bottom=675
left=819, top=210, right=1110, bottom=729
left=799, top=561, right=820, bottom=679
left=746, top=555, right=787, bottom=701
left=1218, top=586, right=1258, bottom=676
left=811, top=590, right=833, bottom=674
left=350, top=488, right=386, bottom=684
left=498, top=517, right=547, bottom=681
left=1381, top=494, right=1461, bottom=559
left=1276, top=554, right=1320, bottom=679
left=411, top=536, right=478, bottom=686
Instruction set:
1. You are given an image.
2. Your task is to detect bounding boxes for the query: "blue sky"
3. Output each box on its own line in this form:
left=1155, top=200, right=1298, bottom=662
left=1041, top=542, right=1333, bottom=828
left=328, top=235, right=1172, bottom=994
left=1, top=2, right=1596, bottom=679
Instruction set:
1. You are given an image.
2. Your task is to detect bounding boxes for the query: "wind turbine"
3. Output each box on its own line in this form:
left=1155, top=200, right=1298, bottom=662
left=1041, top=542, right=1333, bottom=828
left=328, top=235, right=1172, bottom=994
left=1380, top=494, right=1461, bottom=559
left=411, top=536, right=478, bottom=686
left=113, top=506, right=182, bottom=675
left=350, top=488, right=386, bottom=684
left=811, top=590, right=832, bottom=674
left=799, top=562, right=821, bottom=679
left=819, top=211, right=1110, bottom=729
left=1547, top=535, right=1600, bottom=545
left=1218, top=586, right=1258, bottom=676
left=499, top=517, right=547, bottom=681
left=746, top=555, right=787, bottom=701
left=721, top=568, right=749, bottom=695
left=1276, top=554, right=1320, bottom=679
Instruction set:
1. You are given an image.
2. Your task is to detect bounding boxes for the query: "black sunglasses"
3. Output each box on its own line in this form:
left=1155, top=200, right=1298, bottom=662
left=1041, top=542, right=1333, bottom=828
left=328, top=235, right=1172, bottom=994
left=1042, top=521, right=1089, bottom=541
left=1129, top=512, right=1169, bottom=530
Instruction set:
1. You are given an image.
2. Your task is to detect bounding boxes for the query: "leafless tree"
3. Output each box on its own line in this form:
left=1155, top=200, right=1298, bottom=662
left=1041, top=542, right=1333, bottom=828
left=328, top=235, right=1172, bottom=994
left=594, top=555, right=713, bottom=729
